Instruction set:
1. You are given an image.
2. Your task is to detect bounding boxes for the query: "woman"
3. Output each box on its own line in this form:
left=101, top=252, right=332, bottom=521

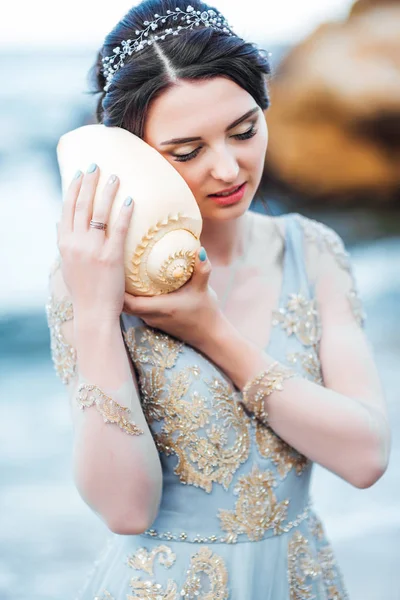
left=46, top=1, right=390, bottom=598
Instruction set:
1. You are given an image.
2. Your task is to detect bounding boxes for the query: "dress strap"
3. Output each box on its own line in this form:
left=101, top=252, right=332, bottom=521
left=280, top=213, right=313, bottom=299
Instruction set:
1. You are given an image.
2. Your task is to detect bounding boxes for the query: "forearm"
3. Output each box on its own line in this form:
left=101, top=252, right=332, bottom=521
left=197, top=315, right=389, bottom=488
left=71, top=315, right=162, bottom=534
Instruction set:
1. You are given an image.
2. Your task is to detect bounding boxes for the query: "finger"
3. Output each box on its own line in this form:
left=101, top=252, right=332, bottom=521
left=107, top=195, right=135, bottom=259
left=74, top=163, right=100, bottom=234
left=190, top=246, right=212, bottom=290
left=90, top=174, right=120, bottom=238
left=123, top=292, right=158, bottom=315
left=60, top=169, right=83, bottom=235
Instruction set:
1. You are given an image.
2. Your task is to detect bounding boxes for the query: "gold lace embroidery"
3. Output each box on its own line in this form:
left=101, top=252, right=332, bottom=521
left=94, top=592, right=115, bottom=600
left=127, top=545, right=176, bottom=576
left=272, top=293, right=322, bottom=347
left=308, top=512, right=325, bottom=541
left=125, top=326, right=184, bottom=370
left=295, top=214, right=366, bottom=328
left=287, top=350, right=323, bottom=385
left=254, top=425, right=309, bottom=479
left=218, top=465, right=289, bottom=543
left=45, top=294, right=77, bottom=385
left=76, top=383, right=144, bottom=436
left=272, top=293, right=323, bottom=385
left=181, top=546, right=229, bottom=599
left=241, top=361, right=298, bottom=423
left=124, top=326, right=251, bottom=493
left=319, top=545, right=349, bottom=600
left=308, top=513, right=349, bottom=600
left=127, top=544, right=229, bottom=599
left=143, top=501, right=311, bottom=543
left=288, top=531, right=322, bottom=600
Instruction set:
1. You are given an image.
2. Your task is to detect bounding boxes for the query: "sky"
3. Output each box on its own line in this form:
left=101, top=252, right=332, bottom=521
left=6, top=0, right=354, bottom=48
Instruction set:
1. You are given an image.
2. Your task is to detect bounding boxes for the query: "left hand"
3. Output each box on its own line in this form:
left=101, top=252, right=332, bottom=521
left=122, top=247, right=222, bottom=349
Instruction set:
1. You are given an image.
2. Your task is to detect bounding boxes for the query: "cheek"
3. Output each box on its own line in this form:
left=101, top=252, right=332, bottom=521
left=166, top=160, right=203, bottom=196
left=243, top=130, right=268, bottom=174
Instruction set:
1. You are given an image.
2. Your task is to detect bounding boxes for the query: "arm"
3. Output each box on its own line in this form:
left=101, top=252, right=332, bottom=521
left=46, top=262, right=163, bottom=534
left=193, top=225, right=390, bottom=490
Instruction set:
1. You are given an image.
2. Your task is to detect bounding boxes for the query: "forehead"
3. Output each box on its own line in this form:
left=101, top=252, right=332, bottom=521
left=144, top=77, right=256, bottom=141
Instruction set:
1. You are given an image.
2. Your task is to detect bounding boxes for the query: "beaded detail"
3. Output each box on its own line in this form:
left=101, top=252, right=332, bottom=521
left=294, top=214, right=366, bottom=328
left=45, top=294, right=77, bottom=385
left=254, top=423, right=310, bottom=479
left=272, top=293, right=323, bottom=385
left=218, top=465, right=289, bottom=543
left=307, top=513, right=350, bottom=600
left=126, top=544, right=229, bottom=599
left=241, top=361, right=298, bottom=424
left=101, top=6, right=234, bottom=92
left=142, top=500, right=311, bottom=544
left=76, top=383, right=144, bottom=436
left=124, top=326, right=251, bottom=493
left=288, top=531, right=322, bottom=599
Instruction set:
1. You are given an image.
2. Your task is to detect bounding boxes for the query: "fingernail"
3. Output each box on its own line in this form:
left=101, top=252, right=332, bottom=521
left=124, top=196, right=133, bottom=206
left=87, top=163, right=97, bottom=173
left=199, top=247, right=207, bottom=262
left=73, top=169, right=82, bottom=179
left=109, top=174, right=117, bottom=184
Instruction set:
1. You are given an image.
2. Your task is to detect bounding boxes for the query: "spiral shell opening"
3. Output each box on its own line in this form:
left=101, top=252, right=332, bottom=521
left=126, top=215, right=200, bottom=295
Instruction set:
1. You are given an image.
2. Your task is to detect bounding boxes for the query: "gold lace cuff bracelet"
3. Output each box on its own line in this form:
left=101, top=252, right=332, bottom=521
left=76, top=383, right=144, bottom=436
left=241, top=361, right=297, bottom=424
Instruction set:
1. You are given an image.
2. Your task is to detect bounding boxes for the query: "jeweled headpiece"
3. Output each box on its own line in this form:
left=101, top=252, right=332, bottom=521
left=101, top=5, right=234, bottom=91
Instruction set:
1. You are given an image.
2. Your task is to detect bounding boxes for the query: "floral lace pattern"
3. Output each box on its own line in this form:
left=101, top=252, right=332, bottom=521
left=272, top=293, right=323, bottom=385
left=45, top=294, right=77, bottom=385
left=124, top=326, right=251, bottom=493
left=288, top=531, right=321, bottom=600
left=218, top=465, right=289, bottom=543
left=308, top=513, right=350, bottom=600
left=254, top=425, right=310, bottom=479
left=124, top=544, right=229, bottom=599
left=294, top=214, right=366, bottom=328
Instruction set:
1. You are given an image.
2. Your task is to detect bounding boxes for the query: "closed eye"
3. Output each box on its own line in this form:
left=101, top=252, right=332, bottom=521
left=172, top=124, right=258, bottom=163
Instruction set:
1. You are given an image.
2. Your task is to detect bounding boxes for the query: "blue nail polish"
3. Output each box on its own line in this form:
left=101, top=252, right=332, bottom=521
left=199, top=247, right=207, bottom=262
left=73, top=169, right=82, bottom=179
left=87, top=163, right=97, bottom=173
left=124, top=196, right=133, bottom=206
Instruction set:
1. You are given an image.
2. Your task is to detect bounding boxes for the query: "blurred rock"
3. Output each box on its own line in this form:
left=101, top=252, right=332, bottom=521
left=264, top=0, right=400, bottom=206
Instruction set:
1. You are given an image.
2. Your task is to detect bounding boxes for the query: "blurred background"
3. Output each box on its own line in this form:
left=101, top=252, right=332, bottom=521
left=0, top=0, right=399, bottom=598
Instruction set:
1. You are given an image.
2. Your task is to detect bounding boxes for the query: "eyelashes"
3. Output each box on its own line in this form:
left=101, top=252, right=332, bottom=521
left=172, top=125, right=258, bottom=163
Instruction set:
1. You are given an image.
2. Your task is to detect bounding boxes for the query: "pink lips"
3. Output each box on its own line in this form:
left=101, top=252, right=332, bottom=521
left=210, top=183, right=244, bottom=196
left=208, top=182, right=247, bottom=206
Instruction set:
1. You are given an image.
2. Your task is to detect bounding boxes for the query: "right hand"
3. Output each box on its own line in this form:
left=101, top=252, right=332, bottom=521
left=56, top=164, right=135, bottom=324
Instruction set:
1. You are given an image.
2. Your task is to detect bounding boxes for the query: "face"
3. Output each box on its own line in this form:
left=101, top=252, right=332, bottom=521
left=143, top=77, right=268, bottom=221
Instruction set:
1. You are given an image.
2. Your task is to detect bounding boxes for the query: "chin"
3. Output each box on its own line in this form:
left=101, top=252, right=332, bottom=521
left=201, top=201, right=250, bottom=221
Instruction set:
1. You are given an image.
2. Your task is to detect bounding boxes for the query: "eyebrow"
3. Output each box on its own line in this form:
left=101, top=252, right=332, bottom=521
left=160, top=107, right=260, bottom=146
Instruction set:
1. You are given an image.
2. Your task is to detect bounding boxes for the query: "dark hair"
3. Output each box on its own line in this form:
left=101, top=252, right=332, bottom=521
left=87, top=0, right=271, bottom=137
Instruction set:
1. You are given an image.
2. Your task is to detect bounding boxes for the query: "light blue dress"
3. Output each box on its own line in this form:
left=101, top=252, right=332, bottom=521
left=73, top=213, right=354, bottom=600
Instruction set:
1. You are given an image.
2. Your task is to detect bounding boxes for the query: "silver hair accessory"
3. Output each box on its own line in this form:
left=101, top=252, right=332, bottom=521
left=101, top=5, right=234, bottom=91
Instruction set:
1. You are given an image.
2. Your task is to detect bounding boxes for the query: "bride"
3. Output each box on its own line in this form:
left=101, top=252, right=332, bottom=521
left=46, top=1, right=390, bottom=598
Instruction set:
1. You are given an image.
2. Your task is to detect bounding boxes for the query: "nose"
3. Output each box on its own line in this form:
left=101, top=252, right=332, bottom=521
left=210, top=147, right=240, bottom=183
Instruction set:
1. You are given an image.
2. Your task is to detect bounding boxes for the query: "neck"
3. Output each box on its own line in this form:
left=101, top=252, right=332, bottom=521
left=199, top=212, right=250, bottom=267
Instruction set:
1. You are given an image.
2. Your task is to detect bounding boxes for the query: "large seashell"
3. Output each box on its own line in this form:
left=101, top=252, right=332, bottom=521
left=56, top=124, right=202, bottom=295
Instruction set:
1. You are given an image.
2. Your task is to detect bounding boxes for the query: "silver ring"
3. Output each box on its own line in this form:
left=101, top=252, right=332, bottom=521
left=89, top=220, right=107, bottom=231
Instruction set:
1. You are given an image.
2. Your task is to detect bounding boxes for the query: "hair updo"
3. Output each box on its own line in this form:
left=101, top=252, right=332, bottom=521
left=88, top=0, right=271, bottom=137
